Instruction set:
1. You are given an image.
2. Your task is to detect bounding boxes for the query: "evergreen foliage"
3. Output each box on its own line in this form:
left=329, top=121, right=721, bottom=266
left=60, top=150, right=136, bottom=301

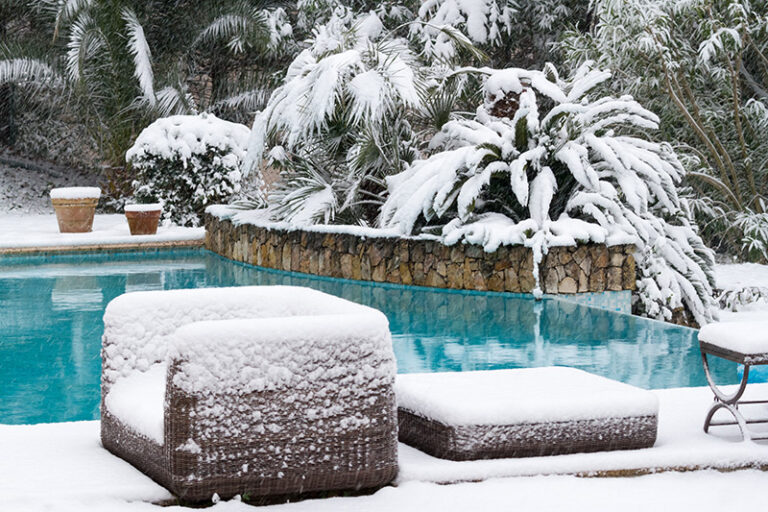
left=126, top=113, right=251, bottom=226
left=560, top=0, right=768, bottom=262
left=380, top=64, right=717, bottom=324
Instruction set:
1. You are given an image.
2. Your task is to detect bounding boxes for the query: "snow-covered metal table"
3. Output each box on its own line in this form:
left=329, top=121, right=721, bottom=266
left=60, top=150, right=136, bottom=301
left=699, top=321, right=768, bottom=441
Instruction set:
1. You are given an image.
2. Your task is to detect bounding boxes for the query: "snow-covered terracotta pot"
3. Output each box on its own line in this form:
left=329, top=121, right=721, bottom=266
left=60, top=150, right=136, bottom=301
left=50, top=187, right=101, bottom=233
left=124, top=203, right=162, bottom=235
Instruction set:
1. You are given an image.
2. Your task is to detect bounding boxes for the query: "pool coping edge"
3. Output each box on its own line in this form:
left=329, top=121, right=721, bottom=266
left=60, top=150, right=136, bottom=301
left=0, top=238, right=205, bottom=256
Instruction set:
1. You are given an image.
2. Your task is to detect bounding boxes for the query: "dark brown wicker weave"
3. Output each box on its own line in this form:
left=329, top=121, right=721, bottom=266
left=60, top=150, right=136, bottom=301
left=101, top=385, right=398, bottom=501
left=100, top=286, right=398, bottom=503
left=398, top=408, right=658, bottom=461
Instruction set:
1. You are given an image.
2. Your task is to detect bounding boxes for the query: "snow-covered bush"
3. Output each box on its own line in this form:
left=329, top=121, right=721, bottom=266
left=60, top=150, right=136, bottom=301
left=717, top=286, right=768, bottom=312
left=412, top=0, right=589, bottom=66
left=734, top=206, right=768, bottom=263
left=126, top=113, right=251, bottom=226
left=412, top=0, right=516, bottom=60
left=381, top=63, right=717, bottom=325
left=245, top=11, right=423, bottom=225
left=560, top=0, right=768, bottom=261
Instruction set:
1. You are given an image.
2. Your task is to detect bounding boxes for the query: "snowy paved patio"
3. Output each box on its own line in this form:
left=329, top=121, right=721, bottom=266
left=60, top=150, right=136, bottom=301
left=0, top=214, right=204, bottom=253
left=4, top=383, right=768, bottom=511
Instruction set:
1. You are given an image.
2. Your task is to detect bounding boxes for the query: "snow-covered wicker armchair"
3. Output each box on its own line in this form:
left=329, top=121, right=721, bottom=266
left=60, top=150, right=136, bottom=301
left=101, top=286, right=398, bottom=502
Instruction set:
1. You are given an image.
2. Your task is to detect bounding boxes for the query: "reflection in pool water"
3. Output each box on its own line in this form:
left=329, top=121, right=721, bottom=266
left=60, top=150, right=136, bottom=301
left=0, top=248, right=733, bottom=425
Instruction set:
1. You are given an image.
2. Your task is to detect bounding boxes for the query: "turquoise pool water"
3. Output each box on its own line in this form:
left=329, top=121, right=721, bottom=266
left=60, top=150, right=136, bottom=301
left=0, top=248, right=735, bottom=425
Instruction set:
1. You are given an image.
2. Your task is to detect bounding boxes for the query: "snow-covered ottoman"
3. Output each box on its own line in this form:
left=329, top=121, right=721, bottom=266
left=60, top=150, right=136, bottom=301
left=101, top=286, right=398, bottom=502
left=396, top=368, right=658, bottom=460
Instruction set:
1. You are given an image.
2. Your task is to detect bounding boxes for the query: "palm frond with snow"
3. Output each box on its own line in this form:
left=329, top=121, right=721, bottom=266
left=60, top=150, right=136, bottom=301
left=154, top=85, right=198, bottom=116
left=64, top=12, right=105, bottom=82
left=195, top=3, right=292, bottom=54
left=122, top=7, right=155, bottom=105
left=381, top=62, right=717, bottom=324
left=0, top=57, right=62, bottom=88
left=34, top=0, right=94, bottom=39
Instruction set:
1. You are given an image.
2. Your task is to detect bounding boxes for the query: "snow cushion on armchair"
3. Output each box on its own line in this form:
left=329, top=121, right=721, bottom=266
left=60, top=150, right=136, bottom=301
left=101, top=286, right=398, bottom=502
left=396, top=368, right=659, bottom=460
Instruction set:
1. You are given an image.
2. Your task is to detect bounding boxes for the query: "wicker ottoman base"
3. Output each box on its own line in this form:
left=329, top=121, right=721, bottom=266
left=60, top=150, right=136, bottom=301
left=398, top=368, right=658, bottom=460
left=398, top=408, right=658, bottom=460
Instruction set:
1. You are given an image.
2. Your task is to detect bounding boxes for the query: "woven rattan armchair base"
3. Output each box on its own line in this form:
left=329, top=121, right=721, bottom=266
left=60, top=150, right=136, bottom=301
left=102, top=398, right=398, bottom=503
left=100, top=286, right=398, bottom=502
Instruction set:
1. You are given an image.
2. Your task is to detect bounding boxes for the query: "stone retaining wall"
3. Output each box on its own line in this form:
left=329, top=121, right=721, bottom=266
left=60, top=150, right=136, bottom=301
left=205, top=213, right=636, bottom=294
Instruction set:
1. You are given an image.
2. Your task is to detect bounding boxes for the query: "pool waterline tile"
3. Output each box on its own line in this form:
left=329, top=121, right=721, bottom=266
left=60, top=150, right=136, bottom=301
left=0, top=238, right=204, bottom=257
left=552, top=290, right=633, bottom=314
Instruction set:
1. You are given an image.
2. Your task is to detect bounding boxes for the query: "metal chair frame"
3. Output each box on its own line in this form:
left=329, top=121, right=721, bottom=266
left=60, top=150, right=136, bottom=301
left=701, top=342, right=768, bottom=442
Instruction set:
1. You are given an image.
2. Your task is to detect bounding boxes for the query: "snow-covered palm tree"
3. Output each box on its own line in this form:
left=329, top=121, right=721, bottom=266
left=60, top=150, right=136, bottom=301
left=247, top=11, right=424, bottom=225
left=381, top=63, right=717, bottom=325
left=0, top=1, right=193, bottom=168
left=190, top=0, right=293, bottom=121
left=0, top=0, right=292, bottom=170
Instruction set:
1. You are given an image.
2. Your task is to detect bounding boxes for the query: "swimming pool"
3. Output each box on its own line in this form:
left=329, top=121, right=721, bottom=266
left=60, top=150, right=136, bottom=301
left=0, top=248, right=735, bottom=424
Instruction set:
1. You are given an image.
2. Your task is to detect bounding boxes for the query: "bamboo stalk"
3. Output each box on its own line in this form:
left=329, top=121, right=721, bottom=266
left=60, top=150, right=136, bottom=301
left=687, top=171, right=741, bottom=207
left=726, top=48, right=761, bottom=211
left=662, top=69, right=740, bottom=208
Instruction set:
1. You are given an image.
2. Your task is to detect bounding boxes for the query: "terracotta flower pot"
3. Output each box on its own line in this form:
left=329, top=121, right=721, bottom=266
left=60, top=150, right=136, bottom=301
left=125, top=204, right=162, bottom=235
left=50, top=187, right=101, bottom=233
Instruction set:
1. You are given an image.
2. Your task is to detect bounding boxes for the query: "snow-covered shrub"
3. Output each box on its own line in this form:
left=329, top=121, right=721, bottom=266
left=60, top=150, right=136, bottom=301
left=717, top=286, right=768, bottom=312
left=245, top=11, right=423, bottom=226
left=381, top=63, right=717, bottom=325
left=126, top=113, right=251, bottom=226
left=412, top=0, right=589, bottom=66
left=412, top=0, right=516, bottom=60
left=560, top=0, right=768, bottom=261
left=734, top=206, right=768, bottom=263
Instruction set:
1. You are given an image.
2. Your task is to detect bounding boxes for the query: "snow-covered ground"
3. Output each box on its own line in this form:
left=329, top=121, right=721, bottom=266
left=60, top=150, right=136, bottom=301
left=716, top=263, right=768, bottom=290
left=4, top=384, right=768, bottom=511
left=715, top=263, right=768, bottom=322
left=0, top=159, right=204, bottom=249
left=0, top=159, right=100, bottom=215
left=247, top=471, right=768, bottom=511
left=0, top=214, right=203, bottom=250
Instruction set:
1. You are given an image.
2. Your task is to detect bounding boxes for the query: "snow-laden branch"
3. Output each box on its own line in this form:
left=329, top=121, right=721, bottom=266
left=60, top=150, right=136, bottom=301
left=381, top=63, right=717, bottom=324
left=122, top=7, right=155, bottom=106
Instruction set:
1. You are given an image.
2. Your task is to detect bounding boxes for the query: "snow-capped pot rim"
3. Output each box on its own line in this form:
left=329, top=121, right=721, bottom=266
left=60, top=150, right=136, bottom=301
left=49, top=187, right=101, bottom=200
left=124, top=203, right=163, bottom=213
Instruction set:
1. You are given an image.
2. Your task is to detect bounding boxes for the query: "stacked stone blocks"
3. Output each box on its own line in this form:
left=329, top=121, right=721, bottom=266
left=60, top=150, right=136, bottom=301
left=205, top=214, right=636, bottom=294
